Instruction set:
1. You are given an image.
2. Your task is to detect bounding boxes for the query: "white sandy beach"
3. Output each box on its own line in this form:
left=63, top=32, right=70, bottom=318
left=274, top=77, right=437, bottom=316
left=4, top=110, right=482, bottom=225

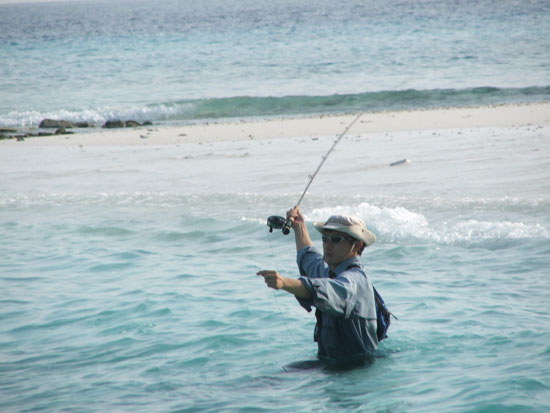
left=2, top=103, right=549, bottom=147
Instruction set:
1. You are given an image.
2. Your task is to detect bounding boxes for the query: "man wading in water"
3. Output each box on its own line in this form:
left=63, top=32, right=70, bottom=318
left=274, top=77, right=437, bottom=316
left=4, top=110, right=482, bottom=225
left=257, top=206, right=379, bottom=361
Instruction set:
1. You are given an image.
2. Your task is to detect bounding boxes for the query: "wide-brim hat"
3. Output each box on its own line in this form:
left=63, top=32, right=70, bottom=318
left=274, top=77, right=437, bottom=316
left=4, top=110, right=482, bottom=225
left=314, top=215, right=376, bottom=246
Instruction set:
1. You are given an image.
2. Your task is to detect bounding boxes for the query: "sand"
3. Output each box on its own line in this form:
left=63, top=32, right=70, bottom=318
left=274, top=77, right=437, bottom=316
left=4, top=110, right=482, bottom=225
left=2, top=103, right=549, bottom=147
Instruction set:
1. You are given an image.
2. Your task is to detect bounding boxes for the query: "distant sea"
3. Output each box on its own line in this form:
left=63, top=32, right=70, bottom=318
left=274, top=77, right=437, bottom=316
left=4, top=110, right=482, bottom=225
left=1, top=1, right=550, bottom=412
left=0, top=0, right=549, bottom=128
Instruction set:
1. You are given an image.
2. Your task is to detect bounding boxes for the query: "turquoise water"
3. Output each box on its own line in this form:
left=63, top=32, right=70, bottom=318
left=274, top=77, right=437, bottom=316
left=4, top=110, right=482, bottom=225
left=1, top=126, right=549, bottom=411
left=1, top=0, right=550, bottom=411
left=1, top=0, right=549, bottom=126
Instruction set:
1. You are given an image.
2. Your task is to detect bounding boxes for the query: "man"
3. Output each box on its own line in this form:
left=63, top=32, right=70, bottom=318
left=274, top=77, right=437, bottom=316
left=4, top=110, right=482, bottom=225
left=257, top=206, right=379, bottom=361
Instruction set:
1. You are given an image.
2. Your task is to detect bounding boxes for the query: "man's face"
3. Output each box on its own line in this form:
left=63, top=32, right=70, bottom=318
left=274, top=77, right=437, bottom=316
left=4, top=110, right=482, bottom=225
left=322, top=230, right=357, bottom=268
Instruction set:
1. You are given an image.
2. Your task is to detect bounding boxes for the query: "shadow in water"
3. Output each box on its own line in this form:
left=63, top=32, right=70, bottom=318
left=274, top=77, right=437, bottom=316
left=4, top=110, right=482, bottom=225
left=283, top=356, right=375, bottom=373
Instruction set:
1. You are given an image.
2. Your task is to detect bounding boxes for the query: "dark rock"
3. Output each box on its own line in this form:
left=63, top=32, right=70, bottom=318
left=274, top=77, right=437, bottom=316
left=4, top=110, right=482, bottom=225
left=38, top=132, right=54, bottom=136
left=103, top=120, right=125, bottom=128
left=55, top=127, right=73, bottom=135
left=74, top=121, right=93, bottom=128
left=142, top=121, right=153, bottom=126
left=124, top=120, right=141, bottom=127
left=39, top=119, right=75, bottom=129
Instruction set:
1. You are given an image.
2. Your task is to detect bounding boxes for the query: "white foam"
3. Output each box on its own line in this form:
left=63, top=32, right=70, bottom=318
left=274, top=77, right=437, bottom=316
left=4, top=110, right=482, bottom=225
left=0, top=103, right=196, bottom=128
left=308, top=202, right=549, bottom=245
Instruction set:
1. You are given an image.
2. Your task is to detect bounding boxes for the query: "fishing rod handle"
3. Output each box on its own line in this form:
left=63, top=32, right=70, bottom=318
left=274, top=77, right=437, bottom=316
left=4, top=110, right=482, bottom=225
left=282, top=216, right=294, bottom=235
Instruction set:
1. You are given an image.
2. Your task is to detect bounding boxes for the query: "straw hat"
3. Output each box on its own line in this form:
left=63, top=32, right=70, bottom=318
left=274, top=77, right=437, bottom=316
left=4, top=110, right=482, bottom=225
left=314, top=215, right=376, bottom=246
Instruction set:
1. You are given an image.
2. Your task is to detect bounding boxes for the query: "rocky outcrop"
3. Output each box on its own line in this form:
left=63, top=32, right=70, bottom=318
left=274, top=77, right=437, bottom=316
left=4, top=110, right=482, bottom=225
left=37, top=118, right=154, bottom=130
left=0, top=128, right=67, bottom=141
left=55, top=127, right=73, bottom=135
left=39, top=119, right=75, bottom=129
left=38, top=119, right=96, bottom=129
left=102, top=120, right=153, bottom=128
left=37, top=118, right=153, bottom=130
left=74, top=121, right=93, bottom=128
left=103, top=120, right=126, bottom=128
left=0, top=119, right=157, bottom=141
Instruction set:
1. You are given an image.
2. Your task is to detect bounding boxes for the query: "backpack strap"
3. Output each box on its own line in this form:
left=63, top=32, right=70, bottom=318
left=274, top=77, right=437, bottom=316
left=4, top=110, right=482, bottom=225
left=346, top=264, right=397, bottom=341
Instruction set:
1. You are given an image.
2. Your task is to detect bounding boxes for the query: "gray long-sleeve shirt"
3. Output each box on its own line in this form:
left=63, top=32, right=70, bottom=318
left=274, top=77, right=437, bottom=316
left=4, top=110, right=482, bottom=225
left=296, top=246, right=378, bottom=360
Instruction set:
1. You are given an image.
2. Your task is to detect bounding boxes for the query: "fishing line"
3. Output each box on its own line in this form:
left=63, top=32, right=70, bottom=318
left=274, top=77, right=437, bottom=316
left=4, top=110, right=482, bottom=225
left=263, top=113, right=398, bottom=345
left=265, top=231, right=299, bottom=345
left=262, top=113, right=364, bottom=343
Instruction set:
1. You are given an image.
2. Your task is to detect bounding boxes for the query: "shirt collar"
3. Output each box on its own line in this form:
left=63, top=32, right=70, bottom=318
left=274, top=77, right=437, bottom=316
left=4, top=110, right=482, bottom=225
left=332, top=255, right=362, bottom=276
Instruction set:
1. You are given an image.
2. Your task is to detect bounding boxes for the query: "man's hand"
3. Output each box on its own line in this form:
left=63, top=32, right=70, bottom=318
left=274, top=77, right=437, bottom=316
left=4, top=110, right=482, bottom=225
left=257, top=270, right=285, bottom=290
left=257, top=270, right=313, bottom=299
left=286, top=206, right=305, bottom=228
left=285, top=206, right=314, bottom=251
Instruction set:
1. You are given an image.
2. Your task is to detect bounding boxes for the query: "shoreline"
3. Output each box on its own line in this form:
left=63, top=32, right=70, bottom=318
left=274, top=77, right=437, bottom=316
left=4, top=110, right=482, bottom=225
left=1, top=102, right=549, bottom=147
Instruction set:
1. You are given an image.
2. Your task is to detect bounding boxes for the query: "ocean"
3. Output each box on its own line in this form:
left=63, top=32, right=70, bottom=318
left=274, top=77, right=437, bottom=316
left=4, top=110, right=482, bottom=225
left=0, top=0, right=549, bottom=127
left=1, top=0, right=550, bottom=412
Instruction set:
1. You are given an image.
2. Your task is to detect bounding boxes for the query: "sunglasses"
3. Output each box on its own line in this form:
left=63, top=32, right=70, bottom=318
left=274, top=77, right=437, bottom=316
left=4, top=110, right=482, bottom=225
left=322, top=235, right=353, bottom=244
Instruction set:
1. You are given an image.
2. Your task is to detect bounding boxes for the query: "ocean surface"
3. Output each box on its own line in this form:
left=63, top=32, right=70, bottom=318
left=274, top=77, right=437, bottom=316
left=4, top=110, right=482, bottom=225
left=1, top=0, right=549, bottom=128
left=1, top=1, right=550, bottom=412
left=1, top=125, right=549, bottom=412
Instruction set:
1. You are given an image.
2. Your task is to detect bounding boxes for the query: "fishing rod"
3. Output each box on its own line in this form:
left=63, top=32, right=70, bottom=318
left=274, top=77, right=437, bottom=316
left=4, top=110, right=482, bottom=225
left=267, top=113, right=363, bottom=234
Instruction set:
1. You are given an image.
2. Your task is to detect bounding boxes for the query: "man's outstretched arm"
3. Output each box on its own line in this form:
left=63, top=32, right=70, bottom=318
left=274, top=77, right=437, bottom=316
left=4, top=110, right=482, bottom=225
left=256, top=270, right=312, bottom=300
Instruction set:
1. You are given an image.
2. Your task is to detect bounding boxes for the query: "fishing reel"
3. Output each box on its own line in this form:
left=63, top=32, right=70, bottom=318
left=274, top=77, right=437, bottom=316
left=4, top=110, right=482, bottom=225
left=267, top=215, right=293, bottom=235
